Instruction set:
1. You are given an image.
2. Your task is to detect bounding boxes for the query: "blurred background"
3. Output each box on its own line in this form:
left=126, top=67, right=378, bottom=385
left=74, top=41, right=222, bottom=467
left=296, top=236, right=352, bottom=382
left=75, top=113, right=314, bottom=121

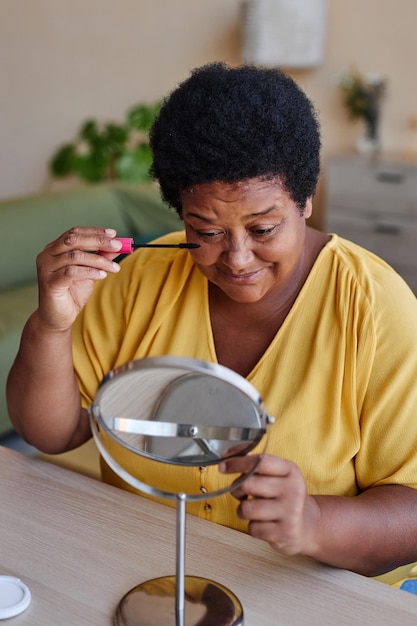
left=1, top=0, right=416, bottom=224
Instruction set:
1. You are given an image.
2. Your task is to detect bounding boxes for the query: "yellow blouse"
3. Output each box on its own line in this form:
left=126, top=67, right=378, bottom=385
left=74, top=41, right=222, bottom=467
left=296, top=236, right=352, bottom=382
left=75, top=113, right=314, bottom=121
left=73, top=231, right=417, bottom=535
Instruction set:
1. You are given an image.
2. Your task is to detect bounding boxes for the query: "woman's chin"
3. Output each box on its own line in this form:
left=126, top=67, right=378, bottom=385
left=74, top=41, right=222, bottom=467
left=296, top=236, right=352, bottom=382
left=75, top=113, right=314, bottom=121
left=216, top=283, right=270, bottom=304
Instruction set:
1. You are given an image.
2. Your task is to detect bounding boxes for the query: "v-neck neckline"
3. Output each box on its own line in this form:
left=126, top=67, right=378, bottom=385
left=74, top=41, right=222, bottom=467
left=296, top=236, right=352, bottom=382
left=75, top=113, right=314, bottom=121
left=201, top=234, right=334, bottom=380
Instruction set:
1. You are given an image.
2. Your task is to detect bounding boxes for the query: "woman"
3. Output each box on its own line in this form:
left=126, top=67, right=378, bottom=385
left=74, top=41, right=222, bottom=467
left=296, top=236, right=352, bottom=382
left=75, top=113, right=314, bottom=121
left=7, top=63, right=417, bottom=581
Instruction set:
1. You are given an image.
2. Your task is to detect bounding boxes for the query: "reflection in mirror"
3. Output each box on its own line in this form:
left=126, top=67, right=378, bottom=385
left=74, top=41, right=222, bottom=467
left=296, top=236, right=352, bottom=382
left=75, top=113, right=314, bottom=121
left=91, top=357, right=270, bottom=467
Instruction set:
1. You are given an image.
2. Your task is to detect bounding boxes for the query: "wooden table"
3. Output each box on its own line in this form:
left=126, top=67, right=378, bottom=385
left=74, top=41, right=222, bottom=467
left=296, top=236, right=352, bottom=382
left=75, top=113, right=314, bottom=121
left=1, top=446, right=417, bottom=625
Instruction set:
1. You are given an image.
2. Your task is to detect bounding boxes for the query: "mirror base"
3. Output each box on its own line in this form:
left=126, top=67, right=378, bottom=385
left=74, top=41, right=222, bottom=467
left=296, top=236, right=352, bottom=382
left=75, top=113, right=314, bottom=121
left=115, top=575, right=244, bottom=626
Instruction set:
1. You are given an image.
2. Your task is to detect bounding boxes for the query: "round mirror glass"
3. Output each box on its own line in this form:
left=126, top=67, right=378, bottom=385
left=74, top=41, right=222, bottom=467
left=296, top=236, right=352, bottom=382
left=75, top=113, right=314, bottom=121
left=90, top=356, right=272, bottom=501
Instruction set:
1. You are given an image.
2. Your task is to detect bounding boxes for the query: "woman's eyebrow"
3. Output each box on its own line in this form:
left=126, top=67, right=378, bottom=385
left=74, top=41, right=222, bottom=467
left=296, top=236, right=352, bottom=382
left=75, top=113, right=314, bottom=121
left=185, top=204, right=282, bottom=223
left=185, top=212, right=214, bottom=223
left=245, top=204, right=282, bottom=219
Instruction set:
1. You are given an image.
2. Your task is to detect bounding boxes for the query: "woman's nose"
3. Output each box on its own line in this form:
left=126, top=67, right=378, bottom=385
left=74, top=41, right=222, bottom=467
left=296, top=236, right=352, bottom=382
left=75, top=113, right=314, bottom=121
left=221, top=237, right=253, bottom=270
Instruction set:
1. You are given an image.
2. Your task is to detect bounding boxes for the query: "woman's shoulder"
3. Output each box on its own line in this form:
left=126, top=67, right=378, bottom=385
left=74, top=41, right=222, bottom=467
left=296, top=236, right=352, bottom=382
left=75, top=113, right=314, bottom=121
left=317, top=234, right=417, bottom=329
left=323, top=234, right=415, bottom=299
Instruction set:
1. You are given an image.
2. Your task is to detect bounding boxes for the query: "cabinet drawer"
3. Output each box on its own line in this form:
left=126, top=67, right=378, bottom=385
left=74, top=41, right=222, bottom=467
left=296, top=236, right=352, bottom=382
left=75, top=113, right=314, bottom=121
left=327, top=157, right=417, bottom=216
left=327, top=211, right=417, bottom=292
left=373, top=218, right=417, bottom=268
left=325, top=155, right=417, bottom=294
left=326, top=212, right=379, bottom=249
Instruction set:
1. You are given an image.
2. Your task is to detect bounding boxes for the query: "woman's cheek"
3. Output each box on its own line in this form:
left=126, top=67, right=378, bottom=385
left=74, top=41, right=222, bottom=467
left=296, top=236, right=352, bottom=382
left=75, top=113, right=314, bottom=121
left=189, top=246, right=218, bottom=267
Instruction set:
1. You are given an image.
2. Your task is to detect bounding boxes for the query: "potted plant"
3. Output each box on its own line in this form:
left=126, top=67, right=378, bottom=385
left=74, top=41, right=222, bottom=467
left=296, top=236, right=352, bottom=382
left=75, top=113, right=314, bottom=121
left=336, top=69, right=386, bottom=153
left=49, top=101, right=161, bottom=183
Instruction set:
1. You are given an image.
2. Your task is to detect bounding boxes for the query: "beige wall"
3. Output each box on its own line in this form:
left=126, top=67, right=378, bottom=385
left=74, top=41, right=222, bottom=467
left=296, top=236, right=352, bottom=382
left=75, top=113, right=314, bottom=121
left=1, top=0, right=416, bottom=226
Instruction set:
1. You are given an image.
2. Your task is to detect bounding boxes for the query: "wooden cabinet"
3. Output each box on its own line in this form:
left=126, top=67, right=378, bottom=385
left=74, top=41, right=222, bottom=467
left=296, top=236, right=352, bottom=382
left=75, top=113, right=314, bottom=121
left=325, top=154, right=417, bottom=294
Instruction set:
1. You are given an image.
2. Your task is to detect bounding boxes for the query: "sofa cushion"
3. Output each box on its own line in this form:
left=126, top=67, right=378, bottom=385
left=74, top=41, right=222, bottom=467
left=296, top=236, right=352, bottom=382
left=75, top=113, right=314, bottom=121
left=0, top=283, right=39, bottom=337
left=0, top=284, right=39, bottom=434
left=0, top=186, right=130, bottom=291
left=0, top=184, right=182, bottom=292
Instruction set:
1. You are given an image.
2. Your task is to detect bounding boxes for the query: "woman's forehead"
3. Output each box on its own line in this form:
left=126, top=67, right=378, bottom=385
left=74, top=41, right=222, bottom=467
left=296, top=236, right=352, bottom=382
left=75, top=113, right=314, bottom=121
left=182, top=176, right=286, bottom=200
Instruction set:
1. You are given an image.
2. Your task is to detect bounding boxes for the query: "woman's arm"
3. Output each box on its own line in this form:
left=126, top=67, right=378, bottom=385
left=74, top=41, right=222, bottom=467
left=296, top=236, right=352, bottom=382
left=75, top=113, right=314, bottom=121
left=221, top=454, right=417, bottom=576
left=312, top=483, right=417, bottom=576
left=7, top=311, right=90, bottom=452
left=6, top=226, right=122, bottom=453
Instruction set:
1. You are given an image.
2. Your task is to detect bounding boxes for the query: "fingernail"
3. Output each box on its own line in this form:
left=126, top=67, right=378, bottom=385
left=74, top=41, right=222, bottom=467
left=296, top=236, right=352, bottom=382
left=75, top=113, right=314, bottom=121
left=105, top=228, right=117, bottom=236
left=219, top=461, right=226, bottom=473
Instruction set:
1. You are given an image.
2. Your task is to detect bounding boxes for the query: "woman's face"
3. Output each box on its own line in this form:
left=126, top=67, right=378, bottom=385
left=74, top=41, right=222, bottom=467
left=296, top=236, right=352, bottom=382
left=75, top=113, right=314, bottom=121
left=181, top=177, right=312, bottom=304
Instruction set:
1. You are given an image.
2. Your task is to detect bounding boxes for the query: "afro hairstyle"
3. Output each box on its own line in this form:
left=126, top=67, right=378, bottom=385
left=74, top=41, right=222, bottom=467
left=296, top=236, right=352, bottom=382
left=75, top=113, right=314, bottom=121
left=150, top=62, right=321, bottom=215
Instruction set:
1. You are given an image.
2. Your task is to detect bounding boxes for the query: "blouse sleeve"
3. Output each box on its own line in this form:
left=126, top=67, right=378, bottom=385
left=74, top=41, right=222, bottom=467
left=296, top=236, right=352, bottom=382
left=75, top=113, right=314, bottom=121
left=355, top=270, right=417, bottom=490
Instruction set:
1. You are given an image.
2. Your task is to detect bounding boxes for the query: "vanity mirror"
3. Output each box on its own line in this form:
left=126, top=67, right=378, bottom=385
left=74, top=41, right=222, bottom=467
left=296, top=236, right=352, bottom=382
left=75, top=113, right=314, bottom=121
left=90, top=356, right=274, bottom=626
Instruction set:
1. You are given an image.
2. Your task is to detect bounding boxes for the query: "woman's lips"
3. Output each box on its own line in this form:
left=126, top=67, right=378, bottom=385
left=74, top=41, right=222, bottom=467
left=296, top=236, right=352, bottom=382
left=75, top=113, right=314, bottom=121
left=219, top=268, right=263, bottom=284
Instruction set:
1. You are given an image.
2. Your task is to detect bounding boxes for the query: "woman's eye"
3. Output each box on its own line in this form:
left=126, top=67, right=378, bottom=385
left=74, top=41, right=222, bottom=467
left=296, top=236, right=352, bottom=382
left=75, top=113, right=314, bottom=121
left=251, top=225, right=277, bottom=236
left=196, top=230, right=223, bottom=239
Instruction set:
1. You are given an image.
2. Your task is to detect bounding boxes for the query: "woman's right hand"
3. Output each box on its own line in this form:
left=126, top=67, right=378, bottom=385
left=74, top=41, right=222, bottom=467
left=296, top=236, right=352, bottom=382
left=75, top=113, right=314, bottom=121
left=36, top=226, right=123, bottom=332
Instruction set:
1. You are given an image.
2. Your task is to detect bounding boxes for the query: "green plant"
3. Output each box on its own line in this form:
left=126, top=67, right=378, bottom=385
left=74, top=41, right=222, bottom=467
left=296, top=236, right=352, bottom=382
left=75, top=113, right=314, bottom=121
left=336, top=70, right=385, bottom=140
left=49, top=101, right=161, bottom=183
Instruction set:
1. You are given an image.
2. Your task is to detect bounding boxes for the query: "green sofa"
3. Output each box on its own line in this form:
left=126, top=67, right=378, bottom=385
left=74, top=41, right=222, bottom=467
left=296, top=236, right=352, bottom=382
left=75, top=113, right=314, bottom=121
left=0, top=183, right=182, bottom=436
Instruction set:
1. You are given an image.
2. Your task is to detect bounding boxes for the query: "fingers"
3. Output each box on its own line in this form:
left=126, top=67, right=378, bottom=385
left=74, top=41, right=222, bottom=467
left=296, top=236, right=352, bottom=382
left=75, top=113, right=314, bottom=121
left=38, top=227, right=123, bottom=282
left=220, top=454, right=295, bottom=499
left=221, top=453, right=292, bottom=477
left=44, top=226, right=123, bottom=260
left=34, top=226, right=124, bottom=331
left=221, top=453, right=312, bottom=555
left=60, top=226, right=123, bottom=258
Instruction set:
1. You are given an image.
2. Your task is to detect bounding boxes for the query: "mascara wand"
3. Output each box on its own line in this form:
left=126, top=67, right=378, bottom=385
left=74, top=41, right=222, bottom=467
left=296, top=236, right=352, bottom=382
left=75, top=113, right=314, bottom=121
left=115, top=238, right=200, bottom=254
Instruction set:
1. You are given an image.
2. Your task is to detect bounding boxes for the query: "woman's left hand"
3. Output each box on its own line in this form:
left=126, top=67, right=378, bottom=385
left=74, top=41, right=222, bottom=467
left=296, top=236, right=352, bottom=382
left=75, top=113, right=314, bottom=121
left=221, top=454, right=417, bottom=576
left=220, top=454, right=320, bottom=556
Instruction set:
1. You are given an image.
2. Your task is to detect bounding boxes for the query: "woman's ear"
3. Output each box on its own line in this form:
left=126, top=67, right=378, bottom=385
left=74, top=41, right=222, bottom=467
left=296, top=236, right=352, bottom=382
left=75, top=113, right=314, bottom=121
left=303, top=197, right=313, bottom=219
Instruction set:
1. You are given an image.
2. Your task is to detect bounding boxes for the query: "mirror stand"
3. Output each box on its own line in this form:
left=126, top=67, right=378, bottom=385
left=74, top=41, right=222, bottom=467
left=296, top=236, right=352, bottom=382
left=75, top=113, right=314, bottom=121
left=115, top=492, right=243, bottom=626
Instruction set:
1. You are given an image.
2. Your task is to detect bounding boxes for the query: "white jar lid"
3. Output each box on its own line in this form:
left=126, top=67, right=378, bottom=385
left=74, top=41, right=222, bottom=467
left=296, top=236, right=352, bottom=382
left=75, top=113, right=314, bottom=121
left=0, top=576, right=31, bottom=619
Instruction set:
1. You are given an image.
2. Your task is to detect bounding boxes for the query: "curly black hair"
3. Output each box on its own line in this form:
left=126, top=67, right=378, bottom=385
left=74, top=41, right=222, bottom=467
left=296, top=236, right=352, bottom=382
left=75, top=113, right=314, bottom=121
left=149, top=62, right=321, bottom=215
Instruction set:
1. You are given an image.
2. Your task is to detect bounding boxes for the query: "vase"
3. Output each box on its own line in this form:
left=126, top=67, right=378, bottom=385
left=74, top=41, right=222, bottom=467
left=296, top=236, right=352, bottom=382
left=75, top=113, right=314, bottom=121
left=356, top=115, right=380, bottom=154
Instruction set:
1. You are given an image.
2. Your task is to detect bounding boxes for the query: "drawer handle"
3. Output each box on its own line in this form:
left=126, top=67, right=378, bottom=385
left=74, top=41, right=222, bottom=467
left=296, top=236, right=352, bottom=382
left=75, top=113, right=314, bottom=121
left=374, top=223, right=401, bottom=235
left=375, top=172, right=404, bottom=184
